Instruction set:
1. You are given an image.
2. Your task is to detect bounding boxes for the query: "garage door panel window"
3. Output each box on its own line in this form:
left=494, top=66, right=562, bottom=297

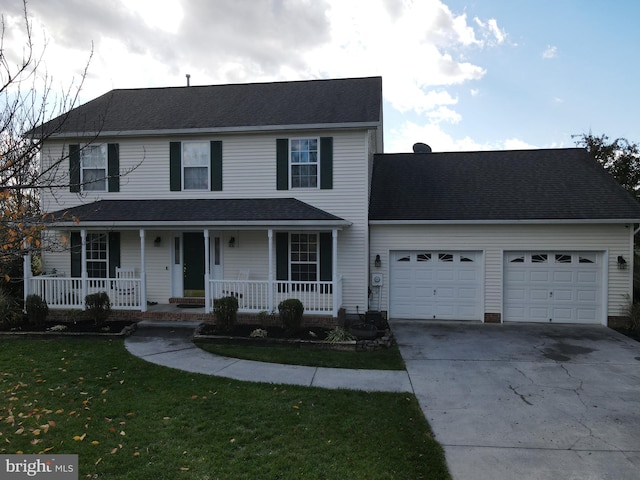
left=532, top=254, right=548, bottom=263
left=417, top=253, right=431, bottom=262
left=555, top=254, right=572, bottom=263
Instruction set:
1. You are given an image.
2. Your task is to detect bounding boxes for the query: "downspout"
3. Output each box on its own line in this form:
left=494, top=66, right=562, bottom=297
left=268, top=229, right=274, bottom=312
left=332, top=228, right=338, bottom=317
left=81, top=229, right=87, bottom=310
left=204, top=229, right=211, bottom=314
left=139, top=229, right=147, bottom=312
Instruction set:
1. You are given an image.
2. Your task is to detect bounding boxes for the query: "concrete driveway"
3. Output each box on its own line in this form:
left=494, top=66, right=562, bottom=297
left=391, top=320, right=640, bottom=480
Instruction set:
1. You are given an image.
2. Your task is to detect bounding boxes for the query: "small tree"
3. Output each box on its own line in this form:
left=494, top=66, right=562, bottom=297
left=25, top=293, right=48, bottom=327
left=85, top=292, right=111, bottom=327
left=278, top=299, right=304, bottom=332
left=213, top=296, right=239, bottom=332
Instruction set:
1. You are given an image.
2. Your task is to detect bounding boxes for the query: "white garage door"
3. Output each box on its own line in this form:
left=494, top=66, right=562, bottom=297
left=390, top=251, right=483, bottom=320
left=504, top=252, right=603, bottom=324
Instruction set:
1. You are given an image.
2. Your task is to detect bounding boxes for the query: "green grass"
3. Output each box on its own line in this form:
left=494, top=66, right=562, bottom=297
left=0, top=338, right=450, bottom=479
left=195, top=341, right=407, bottom=370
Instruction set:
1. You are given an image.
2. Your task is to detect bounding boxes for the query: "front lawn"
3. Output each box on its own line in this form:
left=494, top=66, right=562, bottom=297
left=0, top=338, right=450, bottom=479
left=195, top=341, right=406, bottom=370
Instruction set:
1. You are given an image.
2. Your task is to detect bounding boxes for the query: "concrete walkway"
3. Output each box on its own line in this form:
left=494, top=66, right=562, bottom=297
left=124, top=320, right=413, bottom=393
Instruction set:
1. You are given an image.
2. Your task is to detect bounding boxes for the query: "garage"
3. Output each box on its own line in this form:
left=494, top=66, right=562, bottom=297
left=389, top=251, right=483, bottom=320
left=504, top=251, right=603, bottom=324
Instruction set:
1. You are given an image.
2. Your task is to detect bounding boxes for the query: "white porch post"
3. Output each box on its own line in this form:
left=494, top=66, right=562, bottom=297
left=332, top=228, right=338, bottom=317
left=22, top=240, right=31, bottom=306
left=139, top=229, right=147, bottom=312
left=204, top=229, right=211, bottom=314
left=268, top=229, right=274, bottom=312
left=81, top=229, right=87, bottom=310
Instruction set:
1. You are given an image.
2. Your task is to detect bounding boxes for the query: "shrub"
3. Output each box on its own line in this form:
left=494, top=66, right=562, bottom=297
left=0, top=288, right=23, bottom=329
left=25, top=294, right=48, bottom=327
left=214, top=296, right=238, bottom=332
left=85, top=291, right=111, bottom=326
left=626, top=301, right=640, bottom=334
left=278, top=298, right=304, bottom=331
left=325, top=326, right=355, bottom=343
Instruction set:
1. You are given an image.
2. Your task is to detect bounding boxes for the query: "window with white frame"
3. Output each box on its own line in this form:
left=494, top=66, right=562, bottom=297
left=81, top=145, right=107, bottom=191
left=290, top=138, right=318, bottom=188
left=86, top=233, right=108, bottom=278
left=290, top=233, right=318, bottom=281
left=183, top=142, right=209, bottom=190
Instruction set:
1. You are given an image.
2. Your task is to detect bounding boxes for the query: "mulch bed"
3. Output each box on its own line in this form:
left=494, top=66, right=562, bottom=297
left=2, top=320, right=136, bottom=334
left=198, top=324, right=332, bottom=341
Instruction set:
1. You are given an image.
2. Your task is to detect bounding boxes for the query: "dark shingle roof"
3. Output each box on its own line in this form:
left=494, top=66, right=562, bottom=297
left=33, top=77, right=382, bottom=137
left=369, top=148, right=640, bottom=222
left=46, top=198, right=348, bottom=227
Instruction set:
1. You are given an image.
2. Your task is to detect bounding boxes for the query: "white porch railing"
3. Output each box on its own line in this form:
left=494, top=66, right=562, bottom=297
left=29, top=276, right=143, bottom=310
left=27, top=275, right=342, bottom=316
left=209, top=277, right=343, bottom=315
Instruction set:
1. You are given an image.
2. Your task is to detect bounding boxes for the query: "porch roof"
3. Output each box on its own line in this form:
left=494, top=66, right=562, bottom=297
left=45, top=198, right=351, bottom=229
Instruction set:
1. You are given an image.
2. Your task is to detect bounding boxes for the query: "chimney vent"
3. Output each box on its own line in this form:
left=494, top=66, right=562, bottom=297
left=186, top=74, right=191, bottom=87
left=413, top=142, right=432, bottom=153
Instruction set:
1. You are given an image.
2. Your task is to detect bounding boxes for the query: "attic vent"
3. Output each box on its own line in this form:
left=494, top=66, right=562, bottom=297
left=413, top=142, right=432, bottom=153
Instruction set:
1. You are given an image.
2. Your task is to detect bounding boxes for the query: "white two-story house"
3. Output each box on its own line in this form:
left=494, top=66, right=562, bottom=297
left=25, top=76, right=640, bottom=327
left=28, top=77, right=383, bottom=320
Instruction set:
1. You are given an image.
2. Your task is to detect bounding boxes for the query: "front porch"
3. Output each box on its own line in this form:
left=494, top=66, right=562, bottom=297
left=27, top=275, right=344, bottom=317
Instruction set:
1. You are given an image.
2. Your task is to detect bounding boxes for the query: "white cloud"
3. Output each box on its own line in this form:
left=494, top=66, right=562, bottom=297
left=542, top=45, right=558, bottom=59
left=9, top=0, right=512, bottom=150
left=474, top=17, right=507, bottom=46
left=387, top=121, right=539, bottom=153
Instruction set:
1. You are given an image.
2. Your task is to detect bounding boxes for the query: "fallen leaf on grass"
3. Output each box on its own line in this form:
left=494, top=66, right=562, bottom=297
left=73, top=433, right=86, bottom=441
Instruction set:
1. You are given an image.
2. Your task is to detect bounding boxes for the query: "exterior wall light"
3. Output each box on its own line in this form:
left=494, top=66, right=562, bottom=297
left=374, top=254, right=381, bottom=268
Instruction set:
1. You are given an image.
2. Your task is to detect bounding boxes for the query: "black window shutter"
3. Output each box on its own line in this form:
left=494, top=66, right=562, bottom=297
left=71, top=232, right=81, bottom=277
left=210, top=141, right=223, bottom=191
left=275, top=232, right=289, bottom=280
left=69, top=144, right=80, bottom=192
left=108, top=144, right=120, bottom=192
left=319, top=232, right=332, bottom=281
left=276, top=139, right=289, bottom=190
left=108, top=232, right=120, bottom=278
left=170, top=142, right=182, bottom=191
left=320, top=137, right=333, bottom=190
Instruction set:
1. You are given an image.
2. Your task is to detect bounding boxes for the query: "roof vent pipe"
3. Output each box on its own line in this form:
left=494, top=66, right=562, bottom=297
left=413, top=142, right=432, bottom=153
left=186, top=74, right=191, bottom=87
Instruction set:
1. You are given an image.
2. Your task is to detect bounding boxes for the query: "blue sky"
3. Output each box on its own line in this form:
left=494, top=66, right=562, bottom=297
left=4, top=0, right=639, bottom=153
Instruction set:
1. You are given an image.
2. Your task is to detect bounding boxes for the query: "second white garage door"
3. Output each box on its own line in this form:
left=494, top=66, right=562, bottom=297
left=390, top=251, right=483, bottom=320
left=503, top=251, right=603, bottom=324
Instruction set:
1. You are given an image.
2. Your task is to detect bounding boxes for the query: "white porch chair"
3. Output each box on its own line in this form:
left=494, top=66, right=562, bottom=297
left=115, top=266, right=138, bottom=305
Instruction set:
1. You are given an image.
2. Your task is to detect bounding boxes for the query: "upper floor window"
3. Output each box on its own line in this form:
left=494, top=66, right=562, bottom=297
left=69, top=143, right=119, bottom=193
left=277, top=137, right=332, bottom=191
left=182, top=142, right=210, bottom=190
left=290, top=138, right=318, bottom=188
left=81, top=145, right=107, bottom=191
left=170, top=141, right=222, bottom=192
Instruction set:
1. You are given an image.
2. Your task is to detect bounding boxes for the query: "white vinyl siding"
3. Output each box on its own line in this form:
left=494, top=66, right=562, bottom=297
left=370, top=223, right=633, bottom=324
left=40, top=129, right=376, bottom=311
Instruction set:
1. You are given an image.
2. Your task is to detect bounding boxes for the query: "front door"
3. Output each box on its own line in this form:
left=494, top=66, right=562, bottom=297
left=183, top=232, right=205, bottom=296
